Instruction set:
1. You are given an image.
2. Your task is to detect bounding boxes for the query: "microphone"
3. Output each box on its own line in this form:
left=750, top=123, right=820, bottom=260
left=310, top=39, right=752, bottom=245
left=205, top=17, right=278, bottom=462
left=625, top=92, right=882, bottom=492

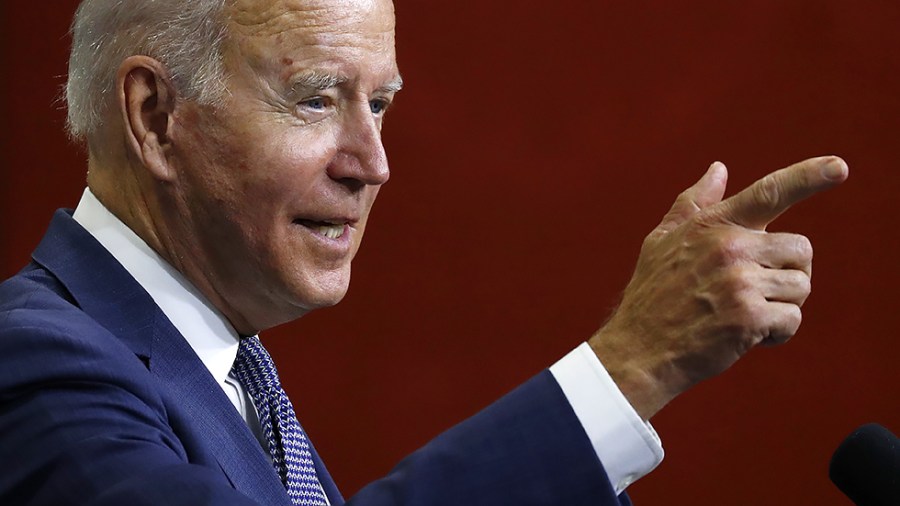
left=829, top=423, right=900, bottom=505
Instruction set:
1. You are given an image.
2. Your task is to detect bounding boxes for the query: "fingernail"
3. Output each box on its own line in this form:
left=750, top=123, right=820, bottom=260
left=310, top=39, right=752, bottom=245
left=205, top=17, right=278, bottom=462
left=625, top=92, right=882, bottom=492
left=822, top=157, right=848, bottom=181
left=706, top=161, right=725, bottom=180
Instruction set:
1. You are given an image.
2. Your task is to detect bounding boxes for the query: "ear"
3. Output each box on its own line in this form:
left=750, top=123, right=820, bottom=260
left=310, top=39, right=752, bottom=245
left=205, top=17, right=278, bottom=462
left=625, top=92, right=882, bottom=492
left=117, top=56, right=177, bottom=182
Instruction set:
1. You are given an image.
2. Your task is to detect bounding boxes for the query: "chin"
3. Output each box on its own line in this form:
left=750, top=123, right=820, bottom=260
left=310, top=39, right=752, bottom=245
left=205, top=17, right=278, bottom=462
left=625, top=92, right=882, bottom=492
left=304, top=288, right=349, bottom=309
left=294, top=269, right=353, bottom=310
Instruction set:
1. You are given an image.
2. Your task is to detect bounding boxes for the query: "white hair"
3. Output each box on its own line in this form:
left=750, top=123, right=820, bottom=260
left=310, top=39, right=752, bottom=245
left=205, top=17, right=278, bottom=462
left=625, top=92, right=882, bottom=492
left=66, top=0, right=230, bottom=141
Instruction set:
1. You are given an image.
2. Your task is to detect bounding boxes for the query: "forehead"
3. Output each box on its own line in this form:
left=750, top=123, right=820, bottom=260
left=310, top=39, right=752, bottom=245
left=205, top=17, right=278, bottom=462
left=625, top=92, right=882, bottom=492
left=226, top=0, right=396, bottom=56
left=229, top=0, right=394, bottom=29
left=224, top=0, right=398, bottom=85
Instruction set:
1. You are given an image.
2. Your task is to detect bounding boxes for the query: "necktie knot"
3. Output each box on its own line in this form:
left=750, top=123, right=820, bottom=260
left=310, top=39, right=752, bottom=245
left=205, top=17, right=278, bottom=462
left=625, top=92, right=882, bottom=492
left=232, top=336, right=328, bottom=506
left=234, top=336, right=283, bottom=397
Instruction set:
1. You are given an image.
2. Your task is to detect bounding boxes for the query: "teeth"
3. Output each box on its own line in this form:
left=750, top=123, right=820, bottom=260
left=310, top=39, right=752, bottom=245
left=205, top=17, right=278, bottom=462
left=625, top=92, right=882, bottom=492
left=315, top=224, right=345, bottom=239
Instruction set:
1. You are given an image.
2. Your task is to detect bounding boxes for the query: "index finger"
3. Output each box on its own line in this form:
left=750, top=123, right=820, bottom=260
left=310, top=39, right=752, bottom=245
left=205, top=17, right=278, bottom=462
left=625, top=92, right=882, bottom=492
left=713, top=156, right=849, bottom=230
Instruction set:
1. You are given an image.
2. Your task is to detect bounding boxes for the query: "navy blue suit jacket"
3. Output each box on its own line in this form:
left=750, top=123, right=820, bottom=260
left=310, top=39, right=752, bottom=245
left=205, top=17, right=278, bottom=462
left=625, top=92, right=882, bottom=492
left=0, top=210, right=630, bottom=505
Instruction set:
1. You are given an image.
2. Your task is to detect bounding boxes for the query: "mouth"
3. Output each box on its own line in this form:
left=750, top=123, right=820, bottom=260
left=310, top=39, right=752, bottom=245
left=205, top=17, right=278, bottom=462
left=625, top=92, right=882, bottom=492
left=293, top=218, right=351, bottom=240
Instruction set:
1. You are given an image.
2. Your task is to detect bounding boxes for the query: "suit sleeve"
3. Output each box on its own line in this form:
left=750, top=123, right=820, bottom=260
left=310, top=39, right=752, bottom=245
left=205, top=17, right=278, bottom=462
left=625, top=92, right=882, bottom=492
left=1, top=288, right=627, bottom=505
left=346, top=370, right=632, bottom=506
left=0, top=317, right=629, bottom=506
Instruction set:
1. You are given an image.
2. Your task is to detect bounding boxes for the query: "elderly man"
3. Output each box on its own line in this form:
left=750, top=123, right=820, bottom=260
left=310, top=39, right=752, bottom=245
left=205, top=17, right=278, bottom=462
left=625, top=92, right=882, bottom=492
left=0, top=0, right=847, bottom=505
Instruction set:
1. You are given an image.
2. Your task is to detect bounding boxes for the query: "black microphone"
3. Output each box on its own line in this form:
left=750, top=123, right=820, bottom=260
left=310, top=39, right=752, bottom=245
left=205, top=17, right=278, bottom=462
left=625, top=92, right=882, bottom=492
left=829, top=423, right=900, bottom=505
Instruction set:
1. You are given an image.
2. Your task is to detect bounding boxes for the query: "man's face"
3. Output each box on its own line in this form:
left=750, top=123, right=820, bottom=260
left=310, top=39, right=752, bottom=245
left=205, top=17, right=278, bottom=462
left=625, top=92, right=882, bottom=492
left=165, top=0, right=400, bottom=332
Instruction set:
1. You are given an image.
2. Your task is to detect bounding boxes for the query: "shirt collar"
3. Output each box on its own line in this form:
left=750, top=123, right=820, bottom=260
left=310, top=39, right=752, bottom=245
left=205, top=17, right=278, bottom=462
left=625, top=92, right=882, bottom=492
left=72, top=188, right=241, bottom=386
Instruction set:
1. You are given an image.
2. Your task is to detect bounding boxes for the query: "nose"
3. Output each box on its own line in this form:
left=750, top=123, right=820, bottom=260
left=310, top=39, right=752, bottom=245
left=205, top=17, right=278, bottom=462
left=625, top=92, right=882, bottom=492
left=326, top=107, right=390, bottom=190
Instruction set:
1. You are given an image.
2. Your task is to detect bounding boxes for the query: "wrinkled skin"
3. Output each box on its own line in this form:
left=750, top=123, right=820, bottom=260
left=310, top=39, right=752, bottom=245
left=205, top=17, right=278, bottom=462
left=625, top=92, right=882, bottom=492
left=97, top=0, right=401, bottom=335
left=590, top=157, right=848, bottom=419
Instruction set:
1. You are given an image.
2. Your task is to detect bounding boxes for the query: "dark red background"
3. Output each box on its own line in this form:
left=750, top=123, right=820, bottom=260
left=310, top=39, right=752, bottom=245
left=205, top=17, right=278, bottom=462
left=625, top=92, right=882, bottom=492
left=2, top=1, right=898, bottom=504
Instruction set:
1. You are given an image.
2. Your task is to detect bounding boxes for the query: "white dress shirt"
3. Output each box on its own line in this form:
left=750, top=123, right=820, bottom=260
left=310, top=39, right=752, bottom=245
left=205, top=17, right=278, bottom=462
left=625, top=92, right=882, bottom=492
left=72, top=188, right=663, bottom=494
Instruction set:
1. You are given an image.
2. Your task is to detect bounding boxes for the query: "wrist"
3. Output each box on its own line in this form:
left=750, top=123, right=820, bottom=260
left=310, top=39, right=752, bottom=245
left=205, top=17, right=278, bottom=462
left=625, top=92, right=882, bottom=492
left=588, top=326, right=677, bottom=421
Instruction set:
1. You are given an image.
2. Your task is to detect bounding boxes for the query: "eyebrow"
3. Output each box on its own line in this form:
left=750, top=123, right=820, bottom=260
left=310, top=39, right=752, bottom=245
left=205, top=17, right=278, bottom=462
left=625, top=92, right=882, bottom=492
left=377, top=75, right=404, bottom=94
left=290, top=71, right=348, bottom=93
left=289, top=71, right=404, bottom=94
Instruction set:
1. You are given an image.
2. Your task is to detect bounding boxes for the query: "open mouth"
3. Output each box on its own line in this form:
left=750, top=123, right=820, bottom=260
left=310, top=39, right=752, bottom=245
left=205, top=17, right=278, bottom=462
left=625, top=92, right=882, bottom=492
left=294, top=219, right=348, bottom=240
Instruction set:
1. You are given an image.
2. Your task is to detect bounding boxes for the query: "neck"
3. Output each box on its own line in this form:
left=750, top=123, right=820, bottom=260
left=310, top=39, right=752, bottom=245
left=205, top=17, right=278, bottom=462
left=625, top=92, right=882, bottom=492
left=86, top=157, right=261, bottom=336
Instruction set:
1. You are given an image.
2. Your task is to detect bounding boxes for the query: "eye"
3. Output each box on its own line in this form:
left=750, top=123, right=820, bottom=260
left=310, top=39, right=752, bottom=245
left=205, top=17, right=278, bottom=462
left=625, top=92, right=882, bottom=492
left=299, top=96, right=330, bottom=111
left=369, top=98, right=390, bottom=115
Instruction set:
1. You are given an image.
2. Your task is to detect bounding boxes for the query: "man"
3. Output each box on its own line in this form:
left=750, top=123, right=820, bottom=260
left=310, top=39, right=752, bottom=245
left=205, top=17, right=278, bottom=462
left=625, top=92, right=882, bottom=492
left=0, top=0, right=848, bottom=504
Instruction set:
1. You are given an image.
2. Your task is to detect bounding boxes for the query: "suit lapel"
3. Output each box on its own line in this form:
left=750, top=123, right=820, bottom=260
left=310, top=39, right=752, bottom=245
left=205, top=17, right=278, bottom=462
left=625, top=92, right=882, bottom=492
left=149, top=323, right=293, bottom=505
left=32, top=210, right=293, bottom=505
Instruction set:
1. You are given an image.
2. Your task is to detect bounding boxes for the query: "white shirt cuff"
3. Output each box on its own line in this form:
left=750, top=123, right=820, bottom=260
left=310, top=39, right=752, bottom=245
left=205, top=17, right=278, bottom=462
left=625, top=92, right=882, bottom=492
left=549, top=342, right=664, bottom=494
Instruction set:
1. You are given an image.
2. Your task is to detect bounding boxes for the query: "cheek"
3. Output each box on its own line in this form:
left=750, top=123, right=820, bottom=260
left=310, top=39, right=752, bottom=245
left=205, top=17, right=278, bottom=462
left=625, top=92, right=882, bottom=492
left=174, top=142, right=272, bottom=248
left=250, top=135, right=340, bottom=203
left=352, top=187, right=382, bottom=243
left=282, top=129, right=338, bottom=169
left=174, top=133, right=253, bottom=208
left=362, top=185, right=382, bottom=215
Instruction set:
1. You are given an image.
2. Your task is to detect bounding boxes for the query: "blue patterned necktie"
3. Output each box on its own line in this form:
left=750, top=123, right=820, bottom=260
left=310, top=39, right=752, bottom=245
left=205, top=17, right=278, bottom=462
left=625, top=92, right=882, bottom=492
left=231, top=336, right=329, bottom=506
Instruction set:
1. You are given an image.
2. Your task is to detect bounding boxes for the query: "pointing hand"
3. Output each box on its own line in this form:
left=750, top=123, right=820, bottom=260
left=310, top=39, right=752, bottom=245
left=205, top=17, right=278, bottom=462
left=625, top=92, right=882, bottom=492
left=589, top=156, right=849, bottom=420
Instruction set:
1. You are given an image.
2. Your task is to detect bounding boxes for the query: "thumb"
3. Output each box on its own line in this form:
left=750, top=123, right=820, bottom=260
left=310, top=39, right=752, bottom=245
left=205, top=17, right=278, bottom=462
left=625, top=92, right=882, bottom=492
left=656, top=161, right=728, bottom=233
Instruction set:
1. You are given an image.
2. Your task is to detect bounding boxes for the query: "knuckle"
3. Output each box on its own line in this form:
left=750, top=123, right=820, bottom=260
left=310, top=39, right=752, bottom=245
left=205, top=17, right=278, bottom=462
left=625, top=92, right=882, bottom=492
left=721, top=264, right=754, bottom=294
left=676, top=189, right=694, bottom=203
left=789, top=304, right=803, bottom=327
left=724, top=293, right=761, bottom=330
left=796, top=271, right=812, bottom=295
left=711, top=231, right=746, bottom=265
left=768, top=305, right=803, bottom=345
left=742, top=301, right=769, bottom=328
left=754, top=174, right=783, bottom=210
left=793, top=235, right=814, bottom=262
left=640, top=231, right=662, bottom=253
left=783, top=269, right=811, bottom=291
left=782, top=305, right=803, bottom=337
